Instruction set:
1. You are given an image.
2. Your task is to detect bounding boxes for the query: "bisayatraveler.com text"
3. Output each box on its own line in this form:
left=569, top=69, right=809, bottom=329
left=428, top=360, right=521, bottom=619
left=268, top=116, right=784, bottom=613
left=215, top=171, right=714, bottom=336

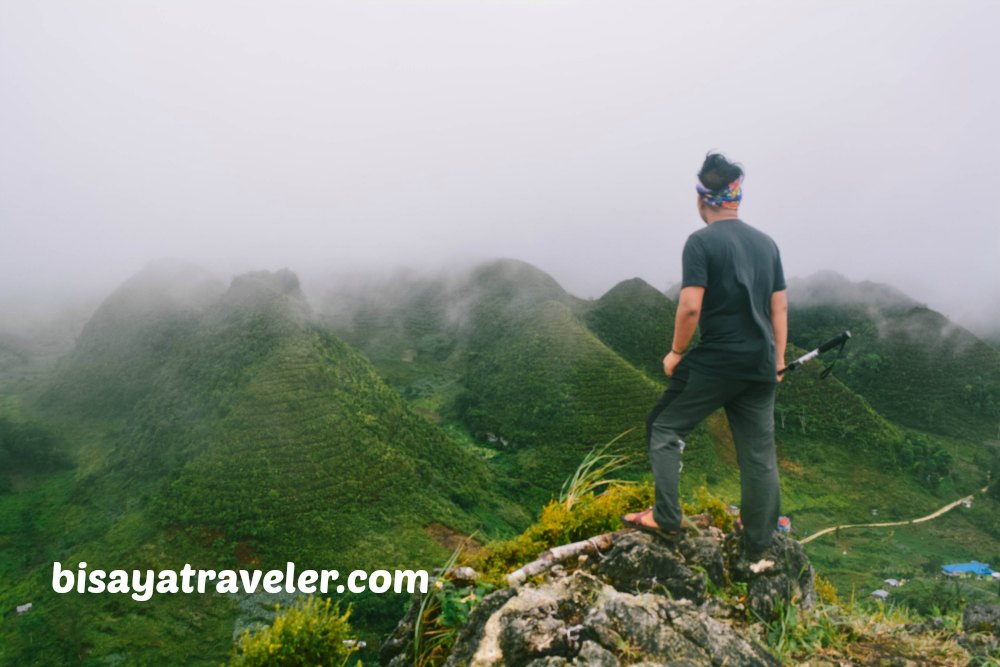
left=53, top=561, right=428, bottom=601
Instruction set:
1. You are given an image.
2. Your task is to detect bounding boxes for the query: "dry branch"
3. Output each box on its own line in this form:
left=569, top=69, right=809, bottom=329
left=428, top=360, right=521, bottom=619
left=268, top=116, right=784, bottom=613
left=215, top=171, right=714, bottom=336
left=506, top=529, right=629, bottom=587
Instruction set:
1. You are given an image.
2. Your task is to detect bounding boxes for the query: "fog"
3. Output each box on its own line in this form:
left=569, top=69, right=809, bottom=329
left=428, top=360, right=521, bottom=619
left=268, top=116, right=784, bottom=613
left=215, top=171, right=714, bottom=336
left=2, top=1, right=998, bottom=337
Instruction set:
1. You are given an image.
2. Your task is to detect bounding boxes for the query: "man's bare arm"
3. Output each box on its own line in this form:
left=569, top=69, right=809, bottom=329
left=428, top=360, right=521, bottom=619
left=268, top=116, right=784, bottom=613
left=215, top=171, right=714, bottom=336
left=663, top=286, right=704, bottom=376
left=771, top=289, right=788, bottom=380
left=672, top=286, right=704, bottom=353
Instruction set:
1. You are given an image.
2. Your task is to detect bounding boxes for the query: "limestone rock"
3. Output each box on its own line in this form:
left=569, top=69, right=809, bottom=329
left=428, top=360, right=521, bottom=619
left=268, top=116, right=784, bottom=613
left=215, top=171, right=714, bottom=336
left=380, top=526, right=811, bottom=666
left=595, top=531, right=706, bottom=602
left=726, top=532, right=816, bottom=621
left=963, top=602, right=1000, bottom=634
left=436, top=569, right=778, bottom=666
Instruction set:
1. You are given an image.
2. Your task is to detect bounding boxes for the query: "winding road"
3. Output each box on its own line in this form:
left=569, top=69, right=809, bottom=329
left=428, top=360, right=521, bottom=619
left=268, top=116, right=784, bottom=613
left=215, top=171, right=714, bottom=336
left=799, top=486, right=990, bottom=545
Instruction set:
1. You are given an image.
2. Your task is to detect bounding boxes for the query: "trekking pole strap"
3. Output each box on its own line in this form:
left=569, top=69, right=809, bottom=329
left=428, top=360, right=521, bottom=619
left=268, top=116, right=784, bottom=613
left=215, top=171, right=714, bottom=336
left=819, top=331, right=851, bottom=379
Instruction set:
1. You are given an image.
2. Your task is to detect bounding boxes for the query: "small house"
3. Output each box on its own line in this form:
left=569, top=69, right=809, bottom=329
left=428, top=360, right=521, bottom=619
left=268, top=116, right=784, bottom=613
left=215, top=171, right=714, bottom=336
left=16, top=602, right=32, bottom=614
left=941, top=561, right=993, bottom=577
left=883, top=578, right=900, bottom=588
left=871, top=589, right=889, bottom=601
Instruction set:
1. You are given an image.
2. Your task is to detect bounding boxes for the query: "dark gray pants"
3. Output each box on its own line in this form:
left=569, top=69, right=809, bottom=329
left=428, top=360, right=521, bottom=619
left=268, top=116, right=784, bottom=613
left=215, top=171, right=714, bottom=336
left=646, top=366, right=780, bottom=554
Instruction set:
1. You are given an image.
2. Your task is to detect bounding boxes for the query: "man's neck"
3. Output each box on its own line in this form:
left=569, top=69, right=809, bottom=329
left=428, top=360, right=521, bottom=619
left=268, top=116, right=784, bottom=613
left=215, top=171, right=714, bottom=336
left=704, top=209, right=740, bottom=225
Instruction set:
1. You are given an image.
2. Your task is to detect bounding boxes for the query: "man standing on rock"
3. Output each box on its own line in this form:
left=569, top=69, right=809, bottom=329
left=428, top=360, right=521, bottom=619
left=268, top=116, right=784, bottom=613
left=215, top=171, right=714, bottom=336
left=623, top=152, right=788, bottom=559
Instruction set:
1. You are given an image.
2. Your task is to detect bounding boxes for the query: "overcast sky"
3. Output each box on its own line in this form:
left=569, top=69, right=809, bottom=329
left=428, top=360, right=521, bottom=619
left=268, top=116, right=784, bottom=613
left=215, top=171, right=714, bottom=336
left=2, top=1, right=998, bottom=334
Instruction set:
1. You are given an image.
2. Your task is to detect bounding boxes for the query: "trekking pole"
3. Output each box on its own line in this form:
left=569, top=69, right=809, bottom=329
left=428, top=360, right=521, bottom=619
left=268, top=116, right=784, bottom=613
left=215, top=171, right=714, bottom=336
left=778, top=330, right=851, bottom=378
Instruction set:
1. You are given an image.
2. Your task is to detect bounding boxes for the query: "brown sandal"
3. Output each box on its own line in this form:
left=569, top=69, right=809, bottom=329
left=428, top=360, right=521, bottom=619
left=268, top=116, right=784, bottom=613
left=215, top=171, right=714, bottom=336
left=621, top=508, right=683, bottom=544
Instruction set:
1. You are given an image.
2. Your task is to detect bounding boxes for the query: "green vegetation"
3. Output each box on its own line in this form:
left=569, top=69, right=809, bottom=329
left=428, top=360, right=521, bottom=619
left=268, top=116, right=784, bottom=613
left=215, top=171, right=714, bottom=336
left=558, top=429, right=637, bottom=510
left=228, top=596, right=361, bottom=667
left=757, top=596, right=971, bottom=665
left=323, top=261, right=670, bottom=500
left=470, top=482, right=656, bottom=587
left=410, top=544, right=490, bottom=667
left=789, top=276, right=1000, bottom=442
left=458, top=299, right=662, bottom=495
left=0, top=265, right=525, bottom=665
left=2, top=260, right=999, bottom=664
left=758, top=598, right=846, bottom=661
left=581, top=277, right=678, bottom=378
left=0, top=417, right=69, bottom=493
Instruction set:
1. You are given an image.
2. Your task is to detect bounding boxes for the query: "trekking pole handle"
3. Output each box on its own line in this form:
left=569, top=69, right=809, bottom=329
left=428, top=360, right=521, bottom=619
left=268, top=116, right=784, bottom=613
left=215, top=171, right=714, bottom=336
left=778, top=330, right=851, bottom=375
left=816, top=330, right=852, bottom=354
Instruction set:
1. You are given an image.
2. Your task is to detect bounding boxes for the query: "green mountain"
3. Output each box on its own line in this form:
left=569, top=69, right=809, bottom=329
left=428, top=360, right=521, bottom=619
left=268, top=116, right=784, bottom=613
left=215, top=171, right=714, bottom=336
left=788, top=271, right=1000, bottom=442
left=150, top=268, right=517, bottom=565
left=0, top=333, right=30, bottom=384
left=319, top=261, right=1000, bottom=604
left=4, top=259, right=999, bottom=664
left=581, top=277, right=677, bottom=378
left=36, top=258, right=226, bottom=419
left=0, top=297, right=97, bottom=390
left=320, top=260, right=671, bottom=498
left=1, top=263, right=524, bottom=665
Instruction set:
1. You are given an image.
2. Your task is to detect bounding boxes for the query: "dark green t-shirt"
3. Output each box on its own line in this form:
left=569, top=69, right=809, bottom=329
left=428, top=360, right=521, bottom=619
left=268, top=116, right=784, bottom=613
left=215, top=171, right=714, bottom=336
left=679, top=219, right=786, bottom=382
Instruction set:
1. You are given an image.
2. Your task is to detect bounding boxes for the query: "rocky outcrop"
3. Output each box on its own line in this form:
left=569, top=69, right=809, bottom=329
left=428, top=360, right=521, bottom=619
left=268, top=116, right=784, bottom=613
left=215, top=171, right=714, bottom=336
left=381, top=529, right=815, bottom=666
left=217, top=269, right=312, bottom=321
left=724, top=530, right=816, bottom=622
left=958, top=602, right=1000, bottom=661
left=963, top=602, right=1000, bottom=634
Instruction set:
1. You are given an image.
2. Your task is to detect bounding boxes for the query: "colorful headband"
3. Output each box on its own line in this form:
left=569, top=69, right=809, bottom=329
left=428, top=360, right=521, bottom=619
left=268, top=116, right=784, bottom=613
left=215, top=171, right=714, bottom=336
left=696, top=176, right=742, bottom=209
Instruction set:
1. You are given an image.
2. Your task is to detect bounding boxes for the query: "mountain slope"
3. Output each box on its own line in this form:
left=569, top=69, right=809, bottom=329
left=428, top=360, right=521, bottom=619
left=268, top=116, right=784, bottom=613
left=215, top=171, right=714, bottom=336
left=5, top=259, right=1000, bottom=664
left=36, top=258, right=226, bottom=419
left=2, top=266, right=524, bottom=665
left=459, top=297, right=662, bottom=492
left=318, top=263, right=935, bottom=507
left=320, top=261, right=671, bottom=499
left=789, top=272, right=1000, bottom=442
left=581, top=277, right=677, bottom=378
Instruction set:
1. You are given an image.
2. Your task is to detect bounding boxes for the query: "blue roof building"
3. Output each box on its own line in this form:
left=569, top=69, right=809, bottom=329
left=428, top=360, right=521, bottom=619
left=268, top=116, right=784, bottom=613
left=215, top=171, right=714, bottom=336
left=941, top=561, right=993, bottom=576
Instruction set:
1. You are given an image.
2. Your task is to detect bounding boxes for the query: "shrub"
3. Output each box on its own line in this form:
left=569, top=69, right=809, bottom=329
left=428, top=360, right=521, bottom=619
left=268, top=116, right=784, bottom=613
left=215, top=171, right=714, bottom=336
left=229, top=596, right=361, bottom=667
left=814, top=574, right=839, bottom=605
left=683, top=485, right=735, bottom=533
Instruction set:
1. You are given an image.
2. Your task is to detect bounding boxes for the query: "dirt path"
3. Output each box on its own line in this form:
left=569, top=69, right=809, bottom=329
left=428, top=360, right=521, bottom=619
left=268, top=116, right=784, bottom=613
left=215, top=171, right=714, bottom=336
left=799, top=486, right=990, bottom=545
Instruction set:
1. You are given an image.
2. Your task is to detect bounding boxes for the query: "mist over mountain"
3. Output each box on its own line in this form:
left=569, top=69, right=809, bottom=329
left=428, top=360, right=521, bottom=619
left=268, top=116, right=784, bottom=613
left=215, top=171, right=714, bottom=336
left=3, top=2, right=998, bottom=660
left=2, top=257, right=999, bottom=664
left=1, top=262, right=533, bottom=663
left=213, top=268, right=311, bottom=321
left=315, top=259, right=662, bottom=496
left=75, top=258, right=226, bottom=348
left=34, top=259, right=225, bottom=418
left=788, top=270, right=919, bottom=312
left=786, top=274, right=1000, bottom=443
left=0, top=333, right=30, bottom=382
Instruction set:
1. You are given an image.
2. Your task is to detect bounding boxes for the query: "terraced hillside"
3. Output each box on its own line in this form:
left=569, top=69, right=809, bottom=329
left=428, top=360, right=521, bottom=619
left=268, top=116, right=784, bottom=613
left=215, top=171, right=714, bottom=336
left=1, top=263, right=524, bottom=665
left=318, top=263, right=947, bottom=509
left=581, top=277, right=678, bottom=378
left=788, top=271, right=1000, bottom=442
left=460, top=297, right=662, bottom=492
left=319, top=261, right=673, bottom=499
left=5, top=258, right=999, bottom=664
